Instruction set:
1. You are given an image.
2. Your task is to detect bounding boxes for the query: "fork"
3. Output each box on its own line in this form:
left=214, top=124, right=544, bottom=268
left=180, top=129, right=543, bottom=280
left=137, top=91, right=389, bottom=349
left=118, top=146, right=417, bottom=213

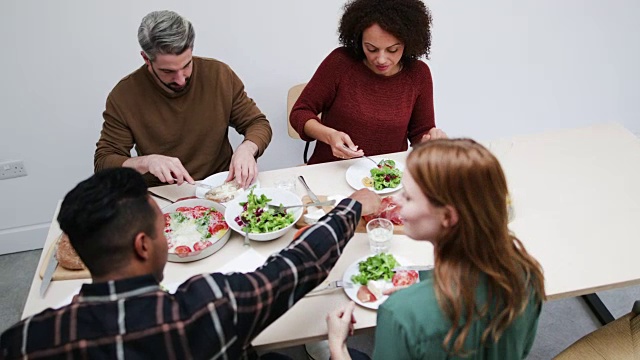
left=341, top=144, right=379, bottom=166
left=362, top=155, right=380, bottom=166
left=267, top=200, right=336, bottom=215
left=307, top=280, right=352, bottom=296
left=243, top=229, right=250, bottom=247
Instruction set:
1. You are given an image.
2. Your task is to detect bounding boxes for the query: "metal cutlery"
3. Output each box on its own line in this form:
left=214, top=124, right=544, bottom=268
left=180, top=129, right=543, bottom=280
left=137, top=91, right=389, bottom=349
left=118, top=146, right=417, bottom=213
left=194, top=181, right=216, bottom=190
left=298, top=176, right=320, bottom=203
left=148, top=191, right=176, bottom=204
left=340, top=145, right=379, bottom=166
left=40, top=235, right=61, bottom=297
left=243, top=229, right=250, bottom=247
left=149, top=191, right=197, bottom=205
left=362, top=155, right=379, bottom=166
left=307, top=280, right=352, bottom=296
left=267, top=200, right=336, bottom=215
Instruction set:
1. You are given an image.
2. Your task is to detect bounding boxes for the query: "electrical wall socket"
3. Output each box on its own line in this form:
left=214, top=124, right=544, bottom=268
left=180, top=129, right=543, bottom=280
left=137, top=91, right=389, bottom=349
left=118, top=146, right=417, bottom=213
left=0, top=160, right=28, bottom=180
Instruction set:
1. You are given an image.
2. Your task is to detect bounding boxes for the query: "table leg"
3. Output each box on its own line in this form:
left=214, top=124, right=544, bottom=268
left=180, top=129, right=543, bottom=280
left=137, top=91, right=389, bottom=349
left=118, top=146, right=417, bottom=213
left=581, top=293, right=614, bottom=325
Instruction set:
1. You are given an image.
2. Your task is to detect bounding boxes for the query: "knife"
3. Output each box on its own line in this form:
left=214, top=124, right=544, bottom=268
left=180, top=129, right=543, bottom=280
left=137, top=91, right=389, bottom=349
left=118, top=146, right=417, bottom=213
left=393, top=265, right=434, bottom=272
left=40, top=236, right=60, bottom=297
left=298, top=176, right=321, bottom=204
left=194, top=181, right=216, bottom=190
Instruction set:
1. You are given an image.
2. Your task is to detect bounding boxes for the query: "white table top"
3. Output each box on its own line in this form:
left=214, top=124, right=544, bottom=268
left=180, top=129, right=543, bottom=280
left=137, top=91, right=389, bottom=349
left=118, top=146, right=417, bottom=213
left=21, top=122, right=640, bottom=351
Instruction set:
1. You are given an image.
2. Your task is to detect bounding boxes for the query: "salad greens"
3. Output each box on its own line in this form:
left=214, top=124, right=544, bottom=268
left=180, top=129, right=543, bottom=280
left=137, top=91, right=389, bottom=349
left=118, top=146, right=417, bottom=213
left=351, top=253, right=400, bottom=285
left=234, top=188, right=295, bottom=233
left=170, top=208, right=214, bottom=238
left=370, top=159, right=402, bottom=190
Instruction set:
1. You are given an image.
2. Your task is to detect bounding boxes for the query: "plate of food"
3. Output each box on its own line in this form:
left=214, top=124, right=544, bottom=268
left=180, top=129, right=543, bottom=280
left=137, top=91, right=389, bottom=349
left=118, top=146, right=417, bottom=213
left=342, top=253, right=420, bottom=309
left=163, top=199, right=231, bottom=262
left=345, top=158, right=404, bottom=194
left=195, top=171, right=260, bottom=203
left=224, top=187, right=303, bottom=241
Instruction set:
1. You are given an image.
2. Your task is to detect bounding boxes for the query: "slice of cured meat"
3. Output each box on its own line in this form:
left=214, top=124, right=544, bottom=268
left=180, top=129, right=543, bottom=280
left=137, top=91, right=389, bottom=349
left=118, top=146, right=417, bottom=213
left=357, top=285, right=377, bottom=303
left=362, top=196, right=404, bottom=225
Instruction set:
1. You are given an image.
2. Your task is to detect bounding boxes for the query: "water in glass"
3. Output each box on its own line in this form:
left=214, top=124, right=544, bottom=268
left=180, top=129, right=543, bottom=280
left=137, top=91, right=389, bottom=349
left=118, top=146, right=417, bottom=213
left=366, top=218, right=393, bottom=254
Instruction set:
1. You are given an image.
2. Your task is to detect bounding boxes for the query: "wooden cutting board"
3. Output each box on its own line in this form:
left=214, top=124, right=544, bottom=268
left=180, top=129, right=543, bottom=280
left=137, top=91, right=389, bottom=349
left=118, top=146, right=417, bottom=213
left=294, top=195, right=335, bottom=228
left=295, top=195, right=404, bottom=234
left=355, top=217, right=404, bottom=234
left=39, top=234, right=91, bottom=281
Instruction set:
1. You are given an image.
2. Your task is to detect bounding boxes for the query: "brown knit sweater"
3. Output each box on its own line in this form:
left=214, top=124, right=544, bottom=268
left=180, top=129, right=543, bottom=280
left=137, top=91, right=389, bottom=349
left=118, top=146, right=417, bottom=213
left=95, top=56, right=272, bottom=186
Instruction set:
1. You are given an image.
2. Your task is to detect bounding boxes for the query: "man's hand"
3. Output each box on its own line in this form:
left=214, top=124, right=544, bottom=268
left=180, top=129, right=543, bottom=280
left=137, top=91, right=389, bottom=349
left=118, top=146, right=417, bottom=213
left=326, top=130, right=364, bottom=160
left=420, top=127, right=448, bottom=142
left=326, top=301, right=356, bottom=360
left=349, top=189, right=381, bottom=215
left=123, top=155, right=194, bottom=185
left=227, top=141, right=259, bottom=189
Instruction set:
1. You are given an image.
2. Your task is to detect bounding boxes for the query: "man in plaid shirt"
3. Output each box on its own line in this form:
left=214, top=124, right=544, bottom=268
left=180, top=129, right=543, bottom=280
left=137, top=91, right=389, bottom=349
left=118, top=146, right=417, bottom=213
left=0, top=168, right=379, bottom=359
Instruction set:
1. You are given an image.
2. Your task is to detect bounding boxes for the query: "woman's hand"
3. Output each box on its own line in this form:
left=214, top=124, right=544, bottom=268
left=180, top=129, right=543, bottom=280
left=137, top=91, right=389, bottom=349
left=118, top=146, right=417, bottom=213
left=421, top=127, right=448, bottom=142
left=326, top=130, right=364, bottom=160
left=302, top=120, right=364, bottom=160
left=326, top=301, right=357, bottom=360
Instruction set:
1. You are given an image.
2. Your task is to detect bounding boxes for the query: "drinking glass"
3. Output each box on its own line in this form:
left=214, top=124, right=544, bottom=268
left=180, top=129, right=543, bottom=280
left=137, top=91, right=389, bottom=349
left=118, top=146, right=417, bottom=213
left=274, top=177, right=296, bottom=193
left=366, top=218, right=393, bottom=254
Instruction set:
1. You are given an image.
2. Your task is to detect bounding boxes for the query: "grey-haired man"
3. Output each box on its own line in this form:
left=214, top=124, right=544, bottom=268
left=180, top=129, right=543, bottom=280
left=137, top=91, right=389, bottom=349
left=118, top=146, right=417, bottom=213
left=95, top=10, right=272, bottom=188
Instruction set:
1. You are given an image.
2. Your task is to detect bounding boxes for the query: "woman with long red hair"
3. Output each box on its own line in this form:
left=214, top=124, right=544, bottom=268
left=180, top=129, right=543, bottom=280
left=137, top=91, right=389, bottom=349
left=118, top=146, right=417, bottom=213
left=327, top=139, right=546, bottom=359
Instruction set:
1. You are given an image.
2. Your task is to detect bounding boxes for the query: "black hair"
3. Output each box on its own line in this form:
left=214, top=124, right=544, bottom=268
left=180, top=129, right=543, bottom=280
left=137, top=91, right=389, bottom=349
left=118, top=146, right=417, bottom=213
left=57, top=168, right=157, bottom=277
left=338, top=0, right=433, bottom=63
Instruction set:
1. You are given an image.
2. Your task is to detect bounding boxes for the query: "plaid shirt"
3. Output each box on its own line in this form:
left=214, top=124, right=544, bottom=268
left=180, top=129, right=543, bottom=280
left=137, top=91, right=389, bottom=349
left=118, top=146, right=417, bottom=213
left=1, top=199, right=361, bottom=360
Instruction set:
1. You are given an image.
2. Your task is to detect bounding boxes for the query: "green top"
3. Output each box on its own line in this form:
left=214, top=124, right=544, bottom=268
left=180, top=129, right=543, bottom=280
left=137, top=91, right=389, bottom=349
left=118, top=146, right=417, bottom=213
left=373, top=272, right=541, bottom=360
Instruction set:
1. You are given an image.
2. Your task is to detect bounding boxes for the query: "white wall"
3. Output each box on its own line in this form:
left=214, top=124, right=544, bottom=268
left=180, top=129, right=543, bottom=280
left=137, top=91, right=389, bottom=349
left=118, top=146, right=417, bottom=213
left=1, top=0, right=639, bottom=254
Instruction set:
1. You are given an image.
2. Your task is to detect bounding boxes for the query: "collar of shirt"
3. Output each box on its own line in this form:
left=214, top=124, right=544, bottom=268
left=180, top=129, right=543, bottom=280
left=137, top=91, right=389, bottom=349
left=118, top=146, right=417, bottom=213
left=76, top=274, right=161, bottom=303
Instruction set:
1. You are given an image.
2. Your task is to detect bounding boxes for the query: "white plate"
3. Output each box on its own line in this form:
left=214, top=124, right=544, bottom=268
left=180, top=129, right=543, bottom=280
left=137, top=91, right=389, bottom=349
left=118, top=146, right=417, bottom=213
left=224, top=187, right=303, bottom=241
left=195, top=171, right=260, bottom=202
left=342, top=255, right=414, bottom=310
left=345, top=158, right=404, bottom=194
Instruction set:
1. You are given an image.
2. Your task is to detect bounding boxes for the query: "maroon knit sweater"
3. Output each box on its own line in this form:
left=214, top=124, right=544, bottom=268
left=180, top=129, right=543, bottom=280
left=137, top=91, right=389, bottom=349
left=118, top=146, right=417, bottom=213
left=290, top=47, right=435, bottom=164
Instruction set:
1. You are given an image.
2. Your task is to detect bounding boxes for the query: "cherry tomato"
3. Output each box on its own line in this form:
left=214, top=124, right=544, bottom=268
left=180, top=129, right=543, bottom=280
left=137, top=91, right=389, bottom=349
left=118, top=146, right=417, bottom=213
left=392, top=270, right=419, bottom=287
left=193, top=241, right=212, bottom=251
left=173, top=245, right=192, bottom=255
left=209, top=223, right=228, bottom=235
left=192, top=206, right=212, bottom=218
left=209, top=210, right=224, bottom=222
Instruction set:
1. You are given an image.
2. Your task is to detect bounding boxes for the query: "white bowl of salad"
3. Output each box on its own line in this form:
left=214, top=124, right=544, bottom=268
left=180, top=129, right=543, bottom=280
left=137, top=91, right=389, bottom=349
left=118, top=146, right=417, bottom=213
left=224, top=187, right=303, bottom=241
left=163, top=199, right=231, bottom=262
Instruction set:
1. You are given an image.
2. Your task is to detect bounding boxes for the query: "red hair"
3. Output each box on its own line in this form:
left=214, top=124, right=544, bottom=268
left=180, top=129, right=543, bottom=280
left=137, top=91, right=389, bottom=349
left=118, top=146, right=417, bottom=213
left=406, top=139, right=546, bottom=355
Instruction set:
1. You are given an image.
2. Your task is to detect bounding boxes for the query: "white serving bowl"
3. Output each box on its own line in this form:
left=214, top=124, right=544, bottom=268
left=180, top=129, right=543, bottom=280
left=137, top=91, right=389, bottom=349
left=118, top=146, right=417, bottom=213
left=162, top=199, right=231, bottom=263
left=224, top=187, right=303, bottom=241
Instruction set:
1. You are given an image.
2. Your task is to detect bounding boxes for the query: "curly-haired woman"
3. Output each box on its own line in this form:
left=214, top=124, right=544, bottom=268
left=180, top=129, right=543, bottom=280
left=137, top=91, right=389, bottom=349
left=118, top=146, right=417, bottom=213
left=290, top=0, right=447, bottom=164
left=327, top=139, right=546, bottom=359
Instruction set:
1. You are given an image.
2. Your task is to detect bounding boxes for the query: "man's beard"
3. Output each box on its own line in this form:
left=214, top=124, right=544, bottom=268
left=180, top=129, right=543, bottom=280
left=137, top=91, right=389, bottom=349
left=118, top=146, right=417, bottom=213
left=166, top=78, right=191, bottom=92
left=151, top=66, right=191, bottom=93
